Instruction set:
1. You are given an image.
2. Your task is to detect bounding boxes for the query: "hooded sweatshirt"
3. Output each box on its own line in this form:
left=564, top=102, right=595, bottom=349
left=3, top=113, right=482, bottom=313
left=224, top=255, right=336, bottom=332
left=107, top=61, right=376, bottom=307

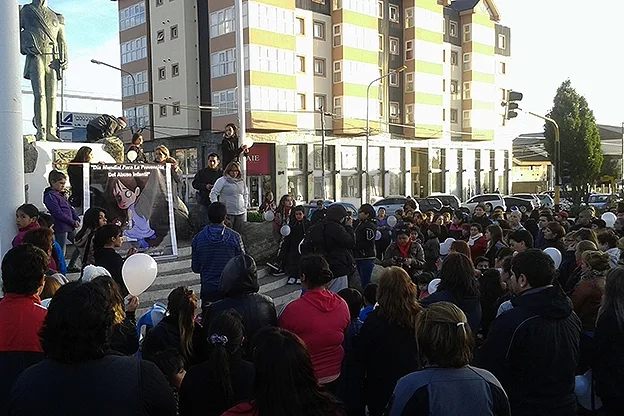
left=279, top=289, right=350, bottom=383
left=192, top=224, right=245, bottom=302
left=210, top=174, right=248, bottom=216
left=43, top=187, right=80, bottom=234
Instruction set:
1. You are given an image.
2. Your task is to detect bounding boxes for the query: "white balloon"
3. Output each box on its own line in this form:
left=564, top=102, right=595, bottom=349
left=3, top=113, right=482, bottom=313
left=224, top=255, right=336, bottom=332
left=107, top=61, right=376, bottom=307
left=122, top=253, right=158, bottom=296
left=243, top=137, right=254, bottom=148
left=127, top=150, right=138, bottom=162
left=375, top=230, right=382, bottom=241
left=428, top=278, right=441, bottom=294
left=602, top=212, right=617, bottom=228
left=543, top=247, right=562, bottom=269
left=264, top=210, right=275, bottom=222
left=280, top=225, right=291, bottom=237
left=387, top=216, right=398, bottom=228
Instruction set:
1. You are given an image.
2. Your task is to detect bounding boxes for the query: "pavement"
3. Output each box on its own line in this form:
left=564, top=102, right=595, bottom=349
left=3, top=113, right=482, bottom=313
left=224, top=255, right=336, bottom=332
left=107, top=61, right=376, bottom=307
left=66, top=242, right=302, bottom=317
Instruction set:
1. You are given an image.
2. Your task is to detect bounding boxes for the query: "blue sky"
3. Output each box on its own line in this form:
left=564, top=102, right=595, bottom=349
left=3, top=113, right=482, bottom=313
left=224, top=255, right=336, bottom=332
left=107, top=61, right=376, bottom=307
left=21, top=0, right=624, bottom=136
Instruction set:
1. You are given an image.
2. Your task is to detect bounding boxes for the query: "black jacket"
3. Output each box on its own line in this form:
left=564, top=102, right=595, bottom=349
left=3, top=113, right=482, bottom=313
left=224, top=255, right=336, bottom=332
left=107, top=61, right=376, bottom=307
left=353, top=219, right=376, bottom=260
left=476, top=286, right=581, bottom=416
left=127, top=144, right=148, bottom=163
left=353, top=310, right=420, bottom=416
left=142, top=315, right=204, bottom=366
left=67, top=163, right=84, bottom=208
left=109, top=311, right=139, bottom=356
left=382, top=241, right=425, bottom=278
left=472, top=215, right=492, bottom=230
left=87, top=114, right=123, bottom=141
left=421, top=290, right=482, bottom=338
left=221, top=136, right=243, bottom=168
left=94, top=248, right=127, bottom=297
left=203, top=255, right=277, bottom=358
left=281, top=218, right=310, bottom=276
left=592, top=305, right=624, bottom=401
left=310, top=208, right=326, bottom=225
left=423, top=236, right=440, bottom=272
left=302, top=205, right=355, bottom=277
left=192, top=167, right=223, bottom=206
left=178, top=358, right=255, bottom=416
left=8, top=354, right=176, bottom=416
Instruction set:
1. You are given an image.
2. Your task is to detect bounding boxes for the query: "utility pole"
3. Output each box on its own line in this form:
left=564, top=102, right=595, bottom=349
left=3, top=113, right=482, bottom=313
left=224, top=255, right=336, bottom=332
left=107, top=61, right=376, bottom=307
left=320, top=105, right=326, bottom=200
left=528, top=112, right=560, bottom=210
left=234, top=0, right=247, bottom=218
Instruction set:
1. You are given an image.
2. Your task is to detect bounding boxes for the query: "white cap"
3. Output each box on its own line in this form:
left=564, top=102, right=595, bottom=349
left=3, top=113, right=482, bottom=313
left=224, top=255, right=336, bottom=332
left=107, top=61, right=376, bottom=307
left=428, top=278, right=441, bottom=294
left=81, top=265, right=111, bottom=282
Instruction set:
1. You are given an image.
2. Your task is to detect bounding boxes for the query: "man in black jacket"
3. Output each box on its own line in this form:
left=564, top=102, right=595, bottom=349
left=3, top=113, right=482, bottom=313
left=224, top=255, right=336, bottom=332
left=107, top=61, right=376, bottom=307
left=353, top=204, right=377, bottom=288
left=477, top=249, right=581, bottom=416
left=192, top=153, right=223, bottom=207
left=310, top=200, right=327, bottom=225
left=86, top=114, right=126, bottom=143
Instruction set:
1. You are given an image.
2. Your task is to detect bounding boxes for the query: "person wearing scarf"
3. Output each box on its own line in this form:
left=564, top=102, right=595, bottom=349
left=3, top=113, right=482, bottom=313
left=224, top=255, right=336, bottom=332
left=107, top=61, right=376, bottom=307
left=468, top=223, right=488, bottom=262
left=382, top=228, right=425, bottom=279
left=210, top=162, right=248, bottom=235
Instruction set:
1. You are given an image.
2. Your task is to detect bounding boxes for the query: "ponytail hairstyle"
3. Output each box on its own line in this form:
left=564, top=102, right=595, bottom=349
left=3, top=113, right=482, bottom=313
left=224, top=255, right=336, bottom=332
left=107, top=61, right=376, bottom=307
left=415, top=301, right=474, bottom=368
left=16, top=203, right=40, bottom=220
left=76, top=207, right=107, bottom=241
left=167, top=286, right=198, bottom=361
left=206, top=310, right=245, bottom=407
left=93, top=224, right=122, bottom=250
left=299, top=254, right=334, bottom=289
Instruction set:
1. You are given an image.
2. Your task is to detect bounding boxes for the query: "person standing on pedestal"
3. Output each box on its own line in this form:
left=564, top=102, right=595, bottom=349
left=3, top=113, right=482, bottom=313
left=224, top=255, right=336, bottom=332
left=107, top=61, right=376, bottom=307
left=20, top=0, right=68, bottom=142
left=221, top=124, right=248, bottom=168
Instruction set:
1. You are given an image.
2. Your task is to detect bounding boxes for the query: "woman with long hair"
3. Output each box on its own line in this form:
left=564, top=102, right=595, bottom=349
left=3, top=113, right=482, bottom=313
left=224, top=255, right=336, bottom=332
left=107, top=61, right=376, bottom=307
left=484, top=224, right=506, bottom=267
left=154, top=145, right=183, bottom=194
left=478, top=268, right=506, bottom=338
left=387, top=302, right=510, bottom=415
left=593, top=267, right=624, bottom=415
left=222, top=327, right=345, bottom=416
left=142, top=286, right=200, bottom=365
left=279, top=255, right=350, bottom=386
left=353, top=267, right=422, bottom=416
left=74, top=207, right=107, bottom=269
left=67, top=146, right=93, bottom=209
left=179, top=310, right=255, bottom=416
left=210, top=161, right=248, bottom=234
left=543, top=221, right=566, bottom=253
left=421, top=252, right=482, bottom=336
left=449, top=240, right=471, bottom=258
left=268, top=194, right=294, bottom=274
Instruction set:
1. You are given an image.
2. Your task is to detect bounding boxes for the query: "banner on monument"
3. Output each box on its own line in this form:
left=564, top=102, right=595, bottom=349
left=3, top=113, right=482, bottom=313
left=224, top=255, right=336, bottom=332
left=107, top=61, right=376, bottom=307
left=85, top=163, right=178, bottom=259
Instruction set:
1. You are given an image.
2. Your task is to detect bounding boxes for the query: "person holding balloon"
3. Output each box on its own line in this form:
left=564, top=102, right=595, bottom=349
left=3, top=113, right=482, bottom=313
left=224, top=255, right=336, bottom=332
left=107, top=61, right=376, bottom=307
left=93, top=224, right=137, bottom=297
left=281, top=205, right=309, bottom=285
left=353, top=204, right=378, bottom=288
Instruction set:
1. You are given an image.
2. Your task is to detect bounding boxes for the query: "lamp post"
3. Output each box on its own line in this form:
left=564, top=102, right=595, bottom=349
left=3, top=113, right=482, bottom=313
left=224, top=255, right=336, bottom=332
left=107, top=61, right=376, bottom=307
left=90, top=59, right=137, bottom=132
left=528, top=111, right=560, bottom=210
left=365, top=65, right=407, bottom=203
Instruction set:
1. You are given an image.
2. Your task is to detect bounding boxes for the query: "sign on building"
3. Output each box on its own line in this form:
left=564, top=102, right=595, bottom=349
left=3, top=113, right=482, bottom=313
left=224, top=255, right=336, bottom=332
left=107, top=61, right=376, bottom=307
left=57, top=111, right=101, bottom=128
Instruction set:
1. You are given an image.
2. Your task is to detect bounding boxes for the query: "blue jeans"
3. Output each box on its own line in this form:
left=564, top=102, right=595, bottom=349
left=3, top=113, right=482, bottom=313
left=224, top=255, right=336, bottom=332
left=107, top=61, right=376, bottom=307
left=356, top=259, right=375, bottom=288
left=55, top=232, right=68, bottom=255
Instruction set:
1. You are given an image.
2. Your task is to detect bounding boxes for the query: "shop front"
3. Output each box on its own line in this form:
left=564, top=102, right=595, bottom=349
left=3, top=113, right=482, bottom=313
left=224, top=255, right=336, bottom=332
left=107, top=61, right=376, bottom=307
left=246, top=143, right=274, bottom=208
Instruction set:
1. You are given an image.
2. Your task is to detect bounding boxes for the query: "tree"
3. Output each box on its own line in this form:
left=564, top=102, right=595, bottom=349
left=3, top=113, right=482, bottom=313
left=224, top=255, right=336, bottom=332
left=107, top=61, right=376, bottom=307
left=544, top=80, right=603, bottom=204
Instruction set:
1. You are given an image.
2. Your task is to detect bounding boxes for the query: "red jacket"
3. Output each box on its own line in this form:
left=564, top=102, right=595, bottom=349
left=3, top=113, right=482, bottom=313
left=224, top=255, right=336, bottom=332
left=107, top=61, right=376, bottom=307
left=0, top=294, right=47, bottom=353
left=12, top=222, right=41, bottom=248
left=279, top=289, right=350, bottom=382
left=469, top=236, right=488, bottom=261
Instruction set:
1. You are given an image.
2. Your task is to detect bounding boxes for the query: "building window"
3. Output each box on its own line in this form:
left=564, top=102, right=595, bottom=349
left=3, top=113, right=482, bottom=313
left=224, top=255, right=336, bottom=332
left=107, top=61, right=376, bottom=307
left=405, top=104, right=414, bottom=123
left=156, top=29, right=165, bottom=43
left=333, top=24, right=342, bottom=47
left=389, top=5, right=399, bottom=23
left=333, top=61, right=342, bottom=83
left=451, top=51, right=458, bottom=65
left=378, top=34, right=384, bottom=51
left=389, top=71, right=398, bottom=86
left=313, top=21, right=325, bottom=40
left=159, top=105, right=167, bottom=117
left=379, top=101, right=384, bottom=118
left=463, top=110, right=471, bottom=120
left=463, top=53, right=471, bottom=71
left=158, top=66, right=166, bottom=80
left=450, top=109, right=458, bottom=123
left=442, top=79, right=446, bottom=92
left=122, top=71, right=148, bottom=97
left=212, top=89, right=237, bottom=116
left=333, top=96, right=342, bottom=118
left=172, top=63, right=180, bottom=77
left=405, top=72, right=414, bottom=92
left=500, top=61, right=506, bottom=74
left=312, top=0, right=325, bottom=3
left=156, top=0, right=163, bottom=6
left=463, top=24, right=471, bottom=42
left=172, top=102, right=181, bottom=115
left=463, top=82, right=471, bottom=99
left=333, top=0, right=342, bottom=10
left=210, top=7, right=235, bottom=38
left=124, top=105, right=149, bottom=127
left=405, top=40, right=414, bottom=60
left=451, top=80, right=459, bottom=95
left=449, top=21, right=458, bottom=37
left=378, top=1, right=383, bottom=18
left=297, top=93, right=306, bottom=110
left=390, top=101, right=399, bottom=119
left=119, top=2, right=146, bottom=31
left=314, top=58, right=326, bottom=76
left=498, top=34, right=506, bottom=49
left=170, top=25, right=178, bottom=39
left=296, top=17, right=305, bottom=35
left=297, top=55, right=305, bottom=73
left=500, top=88, right=506, bottom=100
left=443, top=18, right=446, bottom=34
left=442, top=108, right=446, bottom=121
left=389, top=37, right=399, bottom=55
left=211, top=48, right=236, bottom=78
left=405, top=7, right=414, bottom=28
left=314, top=94, right=326, bottom=111
left=443, top=49, right=446, bottom=62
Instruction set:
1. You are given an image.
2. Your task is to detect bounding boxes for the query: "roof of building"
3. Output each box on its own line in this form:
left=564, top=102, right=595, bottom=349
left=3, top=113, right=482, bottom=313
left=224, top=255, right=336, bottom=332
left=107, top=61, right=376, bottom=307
left=513, top=133, right=550, bottom=164
left=450, top=0, right=480, bottom=12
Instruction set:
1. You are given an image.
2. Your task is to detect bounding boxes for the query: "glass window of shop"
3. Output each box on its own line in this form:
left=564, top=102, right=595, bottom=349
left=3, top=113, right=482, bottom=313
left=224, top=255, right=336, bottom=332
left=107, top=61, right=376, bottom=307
left=431, top=149, right=445, bottom=194
left=368, top=147, right=384, bottom=199
left=387, top=147, right=405, bottom=196
left=341, top=146, right=361, bottom=199
left=174, top=148, right=198, bottom=204
left=247, top=144, right=274, bottom=207
left=313, top=144, right=336, bottom=200
left=287, top=144, right=308, bottom=202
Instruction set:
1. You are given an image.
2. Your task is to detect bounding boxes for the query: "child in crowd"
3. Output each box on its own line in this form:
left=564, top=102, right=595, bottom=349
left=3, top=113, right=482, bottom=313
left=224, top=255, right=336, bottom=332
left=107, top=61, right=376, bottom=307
left=43, top=170, right=81, bottom=255
left=94, top=224, right=130, bottom=296
left=359, top=283, right=378, bottom=321
left=75, top=207, right=108, bottom=269
left=268, top=194, right=294, bottom=275
left=283, top=205, right=309, bottom=285
left=149, top=349, right=186, bottom=415
left=22, top=228, right=68, bottom=286
left=475, top=256, right=490, bottom=271
left=13, top=204, right=40, bottom=247
left=37, top=213, right=67, bottom=276
left=417, top=272, right=435, bottom=300
left=337, top=288, right=365, bottom=416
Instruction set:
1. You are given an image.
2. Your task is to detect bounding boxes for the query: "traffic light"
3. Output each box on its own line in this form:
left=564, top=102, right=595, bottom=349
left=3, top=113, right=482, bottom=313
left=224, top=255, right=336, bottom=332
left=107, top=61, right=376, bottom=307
left=504, top=90, right=523, bottom=120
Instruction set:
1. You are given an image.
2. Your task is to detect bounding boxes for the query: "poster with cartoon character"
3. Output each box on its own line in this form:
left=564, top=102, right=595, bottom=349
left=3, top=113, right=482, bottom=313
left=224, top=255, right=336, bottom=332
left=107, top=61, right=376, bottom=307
left=85, top=163, right=178, bottom=259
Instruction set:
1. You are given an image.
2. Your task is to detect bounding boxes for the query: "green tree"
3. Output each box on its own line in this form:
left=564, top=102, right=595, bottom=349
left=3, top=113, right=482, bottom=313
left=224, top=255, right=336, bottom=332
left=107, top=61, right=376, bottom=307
left=544, top=80, right=603, bottom=204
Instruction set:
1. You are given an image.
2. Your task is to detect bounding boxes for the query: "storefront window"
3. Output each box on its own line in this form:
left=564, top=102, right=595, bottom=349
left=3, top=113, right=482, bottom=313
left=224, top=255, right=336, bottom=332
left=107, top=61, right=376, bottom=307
left=431, top=149, right=445, bottom=194
left=313, top=144, right=335, bottom=171
left=288, top=144, right=307, bottom=202
left=341, top=175, right=361, bottom=198
left=288, top=174, right=307, bottom=202
left=341, top=146, right=359, bottom=170
left=174, top=148, right=198, bottom=204
left=387, top=147, right=404, bottom=196
left=341, top=146, right=361, bottom=199
left=314, top=176, right=335, bottom=200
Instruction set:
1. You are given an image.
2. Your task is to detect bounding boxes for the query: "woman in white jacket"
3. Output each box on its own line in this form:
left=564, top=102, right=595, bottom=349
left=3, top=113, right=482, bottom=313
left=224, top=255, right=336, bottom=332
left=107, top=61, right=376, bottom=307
left=210, top=161, right=248, bottom=234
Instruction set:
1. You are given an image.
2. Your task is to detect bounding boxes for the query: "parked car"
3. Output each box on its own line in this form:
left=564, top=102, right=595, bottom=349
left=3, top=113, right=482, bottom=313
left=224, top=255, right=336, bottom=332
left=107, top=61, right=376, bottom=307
left=537, top=194, right=555, bottom=210
left=540, top=191, right=573, bottom=211
left=511, top=193, right=542, bottom=209
left=373, top=196, right=419, bottom=215
left=428, top=193, right=461, bottom=211
left=303, top=201, right=358, bottom=221
left=415, top=197, right=443, bottom=213
left=586, top=193, right=622, bottom=212
left=461, top=194, right=507, bottom=213
left=504, top=196, right=537, bottom=213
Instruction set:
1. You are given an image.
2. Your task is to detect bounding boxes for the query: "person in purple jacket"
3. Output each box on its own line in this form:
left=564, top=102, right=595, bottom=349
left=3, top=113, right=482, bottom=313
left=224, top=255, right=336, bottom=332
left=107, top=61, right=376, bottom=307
left=43, top=170, right=80, bottom=255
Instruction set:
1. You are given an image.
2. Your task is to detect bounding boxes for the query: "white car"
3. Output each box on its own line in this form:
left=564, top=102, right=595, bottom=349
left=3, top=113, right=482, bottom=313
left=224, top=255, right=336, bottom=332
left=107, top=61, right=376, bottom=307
left=461, top=194, right=507, bottom=213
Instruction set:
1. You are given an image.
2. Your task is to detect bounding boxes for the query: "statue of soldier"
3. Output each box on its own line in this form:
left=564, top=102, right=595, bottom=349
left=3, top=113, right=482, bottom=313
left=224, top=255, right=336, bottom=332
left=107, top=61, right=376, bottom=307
left=20, top=0, right=68, bottom=142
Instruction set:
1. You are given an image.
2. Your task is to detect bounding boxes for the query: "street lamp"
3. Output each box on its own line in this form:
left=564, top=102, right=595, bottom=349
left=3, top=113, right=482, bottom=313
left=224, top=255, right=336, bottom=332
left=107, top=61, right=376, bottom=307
left=365, top=65, right=407, bottom=203
left=90, top=59, right=137, bottom=132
